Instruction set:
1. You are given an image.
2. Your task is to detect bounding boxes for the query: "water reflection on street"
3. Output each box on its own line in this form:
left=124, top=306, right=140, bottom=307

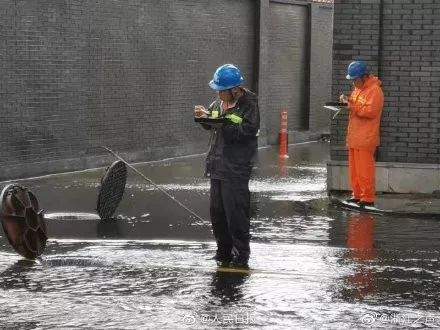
left=1, top=142, right=440, bottom=328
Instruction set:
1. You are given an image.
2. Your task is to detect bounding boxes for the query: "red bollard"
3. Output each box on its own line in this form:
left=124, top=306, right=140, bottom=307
left=279, top=111, right=289, bottom=159
left=279, top=156, right=287, bottom=177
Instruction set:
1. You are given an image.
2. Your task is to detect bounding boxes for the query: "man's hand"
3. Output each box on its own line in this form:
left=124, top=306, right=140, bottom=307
left=194, top=105, right=209, bottom=118
left=339, top=94, right=348, bottom=104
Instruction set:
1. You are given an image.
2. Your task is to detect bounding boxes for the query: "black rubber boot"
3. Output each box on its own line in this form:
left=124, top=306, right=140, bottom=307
left=229, top=257, right=249, bottom=270
left=229, top=248, right=249, bottom=269
left=212, top=251, right=232, bottom=267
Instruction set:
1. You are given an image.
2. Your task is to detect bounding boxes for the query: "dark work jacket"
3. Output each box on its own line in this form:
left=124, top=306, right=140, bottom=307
left=200, top=89, right=260, bottom=181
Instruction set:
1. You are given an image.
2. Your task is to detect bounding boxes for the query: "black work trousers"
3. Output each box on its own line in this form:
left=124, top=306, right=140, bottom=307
left=210, top=179, right=251, bottom=262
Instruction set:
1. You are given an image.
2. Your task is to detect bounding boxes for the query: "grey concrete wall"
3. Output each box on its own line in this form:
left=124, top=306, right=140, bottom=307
left=327, top=161, right=440, bottom=194
left=331, top=0, right=440, bottom=164
left=0, top=0, right=333, bottom=180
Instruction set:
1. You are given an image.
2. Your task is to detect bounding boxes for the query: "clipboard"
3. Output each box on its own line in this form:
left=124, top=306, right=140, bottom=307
left=194, top=117, right=227, bottom=125
left=323, top=102, right=348, bottom=119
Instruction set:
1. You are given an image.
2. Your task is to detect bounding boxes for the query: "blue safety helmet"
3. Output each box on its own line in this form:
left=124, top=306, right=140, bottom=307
left=346, top=61, right=369, bottom=80
left=209, top=64, right=244, bottom=91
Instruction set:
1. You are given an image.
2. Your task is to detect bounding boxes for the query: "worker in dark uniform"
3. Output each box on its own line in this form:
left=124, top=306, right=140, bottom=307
left=194, top=64, right=260, bottom=268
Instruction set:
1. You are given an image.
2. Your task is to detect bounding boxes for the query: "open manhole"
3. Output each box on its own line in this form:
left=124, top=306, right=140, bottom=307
left=44, top=161, right=128, bottom=221
left=44, top=212, right=101, bottom=221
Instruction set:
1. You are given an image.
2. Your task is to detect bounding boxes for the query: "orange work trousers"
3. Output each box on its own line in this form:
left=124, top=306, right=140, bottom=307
left=349, top=148, right=376, bottom=203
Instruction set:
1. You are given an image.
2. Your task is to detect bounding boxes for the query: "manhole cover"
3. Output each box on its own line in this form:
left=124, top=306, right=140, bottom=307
left=96, top=160, right=127, bottom=220
left=0, top=184, right=48, bottom=259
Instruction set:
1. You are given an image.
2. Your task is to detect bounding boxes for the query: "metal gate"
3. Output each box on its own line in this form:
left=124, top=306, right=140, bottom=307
left=268, top=1, right=311, bottom=140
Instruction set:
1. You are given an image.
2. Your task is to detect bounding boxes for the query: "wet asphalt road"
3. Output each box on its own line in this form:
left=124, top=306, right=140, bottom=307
left=1, top=142, right=440, bottom=329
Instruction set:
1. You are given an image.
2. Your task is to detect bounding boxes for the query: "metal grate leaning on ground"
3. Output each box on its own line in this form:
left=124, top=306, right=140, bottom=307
left=96, top=161, right=128, bottom=220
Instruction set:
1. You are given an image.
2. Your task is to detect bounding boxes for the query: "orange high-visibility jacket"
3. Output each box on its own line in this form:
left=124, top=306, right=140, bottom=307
left=347, top=76, right=384, bottom=149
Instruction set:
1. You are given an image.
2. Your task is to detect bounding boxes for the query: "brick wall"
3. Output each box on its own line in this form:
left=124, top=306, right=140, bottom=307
left=0, top=0, right=257, bottom=179
left=331, top=0, right=440, bottom=164
left=0, top=0, right=333, bottom=180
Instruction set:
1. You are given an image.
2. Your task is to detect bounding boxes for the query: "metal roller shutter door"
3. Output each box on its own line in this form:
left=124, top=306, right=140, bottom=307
left=268, top=2, right=310, bottom=135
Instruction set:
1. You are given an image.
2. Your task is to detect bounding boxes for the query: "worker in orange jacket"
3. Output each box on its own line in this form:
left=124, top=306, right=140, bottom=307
left=340, top=61, right=384, bottom=207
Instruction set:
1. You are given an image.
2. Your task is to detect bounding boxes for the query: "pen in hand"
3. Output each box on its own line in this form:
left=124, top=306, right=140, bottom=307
left=194, top=105, right=209, bottom=118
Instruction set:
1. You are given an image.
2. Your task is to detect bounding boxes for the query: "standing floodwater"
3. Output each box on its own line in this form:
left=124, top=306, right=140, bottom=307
left=1, top=142, right=440, bottom=329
